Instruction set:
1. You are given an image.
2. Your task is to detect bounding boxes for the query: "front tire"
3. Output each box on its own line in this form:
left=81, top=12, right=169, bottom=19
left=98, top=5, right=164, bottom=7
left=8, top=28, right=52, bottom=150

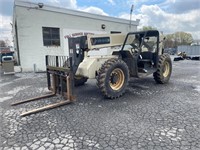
left=153, top=54, right=172, bottom=84
left=63, top=60, right=87, bottom=86
left=97, top=58, right=129, bottom=99
left=74, top=75, right=88, bottom=86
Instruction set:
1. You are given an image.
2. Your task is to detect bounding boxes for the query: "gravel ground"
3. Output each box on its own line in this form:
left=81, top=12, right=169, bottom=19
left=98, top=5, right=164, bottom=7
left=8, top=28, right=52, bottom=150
left=0, top=58, right=200, bottom=150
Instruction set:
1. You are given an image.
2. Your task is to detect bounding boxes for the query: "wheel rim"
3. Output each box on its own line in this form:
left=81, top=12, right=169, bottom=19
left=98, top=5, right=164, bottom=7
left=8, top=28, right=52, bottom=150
left=163, top=61, right=170, bottom=78
left=109, top=68, right=125, bottom=90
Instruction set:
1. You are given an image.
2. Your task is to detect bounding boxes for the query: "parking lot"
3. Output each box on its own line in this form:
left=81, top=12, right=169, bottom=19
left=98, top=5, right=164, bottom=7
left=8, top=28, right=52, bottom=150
left=0, top=59, right=200, bottom=150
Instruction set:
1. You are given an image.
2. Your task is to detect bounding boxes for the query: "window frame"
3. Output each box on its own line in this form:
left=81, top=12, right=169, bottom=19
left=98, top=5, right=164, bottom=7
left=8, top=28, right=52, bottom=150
left=42, top=27, right=60, bottom=46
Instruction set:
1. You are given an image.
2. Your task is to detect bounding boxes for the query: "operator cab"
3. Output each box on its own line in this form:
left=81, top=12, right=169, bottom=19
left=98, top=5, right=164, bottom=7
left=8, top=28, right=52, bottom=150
left=121, top=30, right=160, bottom=78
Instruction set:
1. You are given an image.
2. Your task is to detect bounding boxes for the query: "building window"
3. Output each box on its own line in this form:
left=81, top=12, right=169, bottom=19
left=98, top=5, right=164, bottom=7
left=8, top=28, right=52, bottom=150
left=42, top=27, right=60, bottom=46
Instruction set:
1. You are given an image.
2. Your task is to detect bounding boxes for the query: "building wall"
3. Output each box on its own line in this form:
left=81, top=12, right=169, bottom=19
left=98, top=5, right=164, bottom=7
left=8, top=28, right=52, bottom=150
left=14, top=2, right=139, bottom=72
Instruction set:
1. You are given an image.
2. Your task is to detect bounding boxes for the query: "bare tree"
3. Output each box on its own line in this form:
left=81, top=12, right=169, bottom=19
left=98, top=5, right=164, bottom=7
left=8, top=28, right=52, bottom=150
left=0, top=40, right=7, bottom=47
left=141, top=26, right=157, bottom=31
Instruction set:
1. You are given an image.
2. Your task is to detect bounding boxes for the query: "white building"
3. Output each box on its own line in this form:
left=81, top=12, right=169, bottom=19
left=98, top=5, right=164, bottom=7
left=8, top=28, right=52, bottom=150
left=13, top=0, right=139, bottom=72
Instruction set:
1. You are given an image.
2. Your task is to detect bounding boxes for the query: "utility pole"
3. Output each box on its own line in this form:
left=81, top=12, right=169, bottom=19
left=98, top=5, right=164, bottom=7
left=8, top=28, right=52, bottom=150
left=129, top=4, right=134, bottom=31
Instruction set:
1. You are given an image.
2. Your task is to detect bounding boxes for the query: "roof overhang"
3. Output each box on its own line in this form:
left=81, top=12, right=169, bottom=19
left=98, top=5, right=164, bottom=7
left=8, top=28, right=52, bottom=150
left=14, top=0, right=140, bottom=26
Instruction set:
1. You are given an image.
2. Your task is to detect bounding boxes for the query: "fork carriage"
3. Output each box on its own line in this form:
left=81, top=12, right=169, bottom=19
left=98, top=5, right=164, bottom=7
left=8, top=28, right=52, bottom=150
left=12, top=55, right=75, bottom=116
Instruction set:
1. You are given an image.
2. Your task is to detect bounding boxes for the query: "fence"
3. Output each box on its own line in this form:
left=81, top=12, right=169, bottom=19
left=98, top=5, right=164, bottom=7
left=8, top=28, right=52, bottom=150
left=177, top=45, right=200, bottom=56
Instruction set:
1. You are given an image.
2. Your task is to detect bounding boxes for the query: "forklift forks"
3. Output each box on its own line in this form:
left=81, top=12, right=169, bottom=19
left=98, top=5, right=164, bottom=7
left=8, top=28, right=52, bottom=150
left=11, top=56, right=75, bottom=117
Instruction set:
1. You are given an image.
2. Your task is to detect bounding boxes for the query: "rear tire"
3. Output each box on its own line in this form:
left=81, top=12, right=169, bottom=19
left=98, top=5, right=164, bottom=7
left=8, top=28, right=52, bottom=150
left=153, top=54, right=172, bottom=84
left=97, top=58, right=129, bottom=99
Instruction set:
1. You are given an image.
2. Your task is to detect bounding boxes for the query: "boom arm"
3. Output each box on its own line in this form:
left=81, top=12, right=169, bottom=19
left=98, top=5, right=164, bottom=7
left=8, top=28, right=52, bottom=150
left=87, top=34, right=128, bottom=50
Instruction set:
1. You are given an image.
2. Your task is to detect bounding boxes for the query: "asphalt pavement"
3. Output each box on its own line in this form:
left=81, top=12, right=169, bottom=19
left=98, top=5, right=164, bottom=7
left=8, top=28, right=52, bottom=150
left=0, top=58, right=200, bottom=150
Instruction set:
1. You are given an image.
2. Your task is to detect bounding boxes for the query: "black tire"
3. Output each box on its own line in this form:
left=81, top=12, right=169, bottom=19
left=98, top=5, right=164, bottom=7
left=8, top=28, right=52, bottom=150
left=74, top=75, right=88, bottom=86
left=61, top=76, right=87, bottom=92
left=63, top=60, right=87, bottom=86
left=97, top=58, right=129, bottom=99
left=153, top=53, right=172, bottom=84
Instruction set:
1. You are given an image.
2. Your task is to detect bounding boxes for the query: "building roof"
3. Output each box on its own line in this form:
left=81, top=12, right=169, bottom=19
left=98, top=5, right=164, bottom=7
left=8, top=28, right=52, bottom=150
left=14, top=0, right=140, bottom=26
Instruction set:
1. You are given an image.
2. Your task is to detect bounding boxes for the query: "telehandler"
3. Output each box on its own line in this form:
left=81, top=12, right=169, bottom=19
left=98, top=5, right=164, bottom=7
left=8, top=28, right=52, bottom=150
left=12, top=30, right=172, bottom=116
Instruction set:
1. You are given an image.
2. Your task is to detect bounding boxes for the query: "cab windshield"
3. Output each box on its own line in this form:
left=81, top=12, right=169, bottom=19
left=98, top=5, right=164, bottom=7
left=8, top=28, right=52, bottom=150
left=122, top=34, right=158, bottom=53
